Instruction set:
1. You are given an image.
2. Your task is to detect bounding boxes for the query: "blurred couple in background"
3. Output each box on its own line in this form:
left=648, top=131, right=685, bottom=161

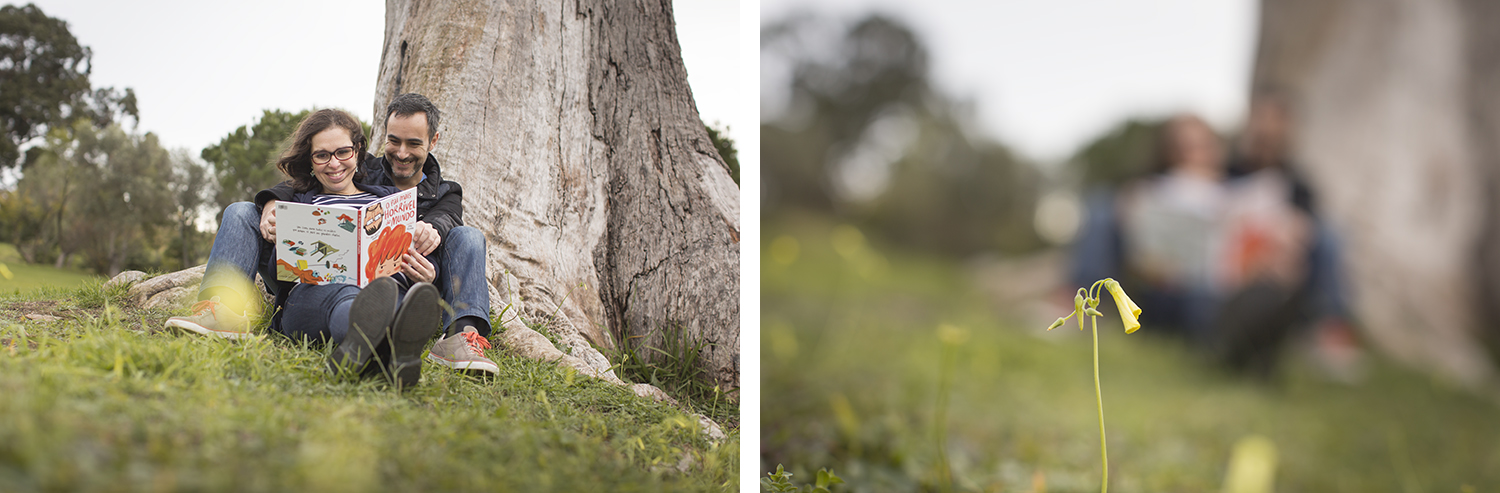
left=1072, top=92, right=1359, bottom=380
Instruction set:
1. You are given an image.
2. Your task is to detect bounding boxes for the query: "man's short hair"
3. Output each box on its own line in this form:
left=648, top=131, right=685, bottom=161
left=386, top=93, right=441, bottom=140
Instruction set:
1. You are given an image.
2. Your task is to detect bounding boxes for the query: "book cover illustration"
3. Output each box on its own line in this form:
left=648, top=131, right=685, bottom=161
left=357, top=191, right=417, bottom=286
left=275, top=188, right=417, bottom=286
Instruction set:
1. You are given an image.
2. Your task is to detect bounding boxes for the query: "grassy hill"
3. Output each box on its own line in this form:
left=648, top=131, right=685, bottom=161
left=761, top=216, right=1500, bottom=492
left=0, top=243, right=99, bottom=294
left=0, top=281, right=737, bottom=491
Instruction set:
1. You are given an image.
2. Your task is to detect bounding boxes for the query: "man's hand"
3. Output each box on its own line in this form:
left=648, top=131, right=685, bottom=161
left=401, top=245, right=436, bottom=283
left=412, top=221, right=440, bottom=255
left=260, top=200, right=278, bottom=242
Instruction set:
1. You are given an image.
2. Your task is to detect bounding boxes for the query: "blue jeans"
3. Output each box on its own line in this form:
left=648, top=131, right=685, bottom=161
left=1069, top=188, right=1122, bottom=287
left=427, top=226, right=492, bottom=336
left=199, top=202, right=278, bottom=309
left=280, top=282, right=414, bottom=344
left=198, top=202, right=491, bottom=336
left=1306, top=219, right=1349, bottom=322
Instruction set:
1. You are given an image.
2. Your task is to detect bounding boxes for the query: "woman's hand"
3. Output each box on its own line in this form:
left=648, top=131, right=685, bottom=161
left=260, top=200, right=278, bottom=242
left=400, top=245, right=436, bottom=283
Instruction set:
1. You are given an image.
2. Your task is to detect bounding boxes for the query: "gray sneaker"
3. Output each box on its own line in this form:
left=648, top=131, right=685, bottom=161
left=427, top=325, right=499, bottom=375
left=165, top=297, right=258, bottom=340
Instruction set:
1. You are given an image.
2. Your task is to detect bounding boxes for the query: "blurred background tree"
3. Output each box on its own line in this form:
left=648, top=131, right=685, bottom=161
left=200, top=109, right=309, bottom=213
left=15, top=121, right=178, bottom=275
left=0, top=3, right=222, bottom=277
left=0, top=3, right=137, bottom=169
left=762, top=12, right=1044, bottom=256
left=167, top=149, right=211, bottom=271
left=1069, top=118, right=1167, bottom=189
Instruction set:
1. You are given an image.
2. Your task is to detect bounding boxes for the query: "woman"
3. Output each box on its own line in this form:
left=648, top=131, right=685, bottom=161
left=267, top=108, right=441, bottom=388
left=1111, top=113, right=1230, bottom=345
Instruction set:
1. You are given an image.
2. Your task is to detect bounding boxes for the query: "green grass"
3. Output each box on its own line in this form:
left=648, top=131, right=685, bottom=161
left=0, top=282, right=737, bottom=492
left=607, top=323, right=738, bottom=429
left=762, top=215, right=1500, bottom=492
left=0, top=243, right=100, bottom=294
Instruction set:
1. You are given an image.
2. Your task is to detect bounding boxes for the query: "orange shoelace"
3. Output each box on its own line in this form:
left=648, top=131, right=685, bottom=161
left=186, top=300, right=218, bottom=316
left=462, top=330, right=492, bottom=353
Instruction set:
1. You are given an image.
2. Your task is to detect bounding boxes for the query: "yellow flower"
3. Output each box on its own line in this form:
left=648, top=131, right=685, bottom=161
left=1049, top=278, right=1142, bottom=493
left=1103, top=279, right=1141, bottom=334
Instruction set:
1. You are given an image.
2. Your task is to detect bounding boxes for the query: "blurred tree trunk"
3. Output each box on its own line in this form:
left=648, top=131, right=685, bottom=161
left=372, top=0, right=741, bottom=392
left=1253, top=0, right=1496, bottom=386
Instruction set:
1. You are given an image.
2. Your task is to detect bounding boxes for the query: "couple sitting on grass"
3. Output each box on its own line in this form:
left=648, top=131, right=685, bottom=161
left=165, top=93, right=497, bottom=387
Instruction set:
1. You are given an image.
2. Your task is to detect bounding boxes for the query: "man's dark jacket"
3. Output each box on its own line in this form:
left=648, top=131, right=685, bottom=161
left=254, top=153, right=465, bottom=242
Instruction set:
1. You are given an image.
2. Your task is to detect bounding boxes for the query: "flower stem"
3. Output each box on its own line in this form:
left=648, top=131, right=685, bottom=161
left=1093, top=315, right=1108, bottom=493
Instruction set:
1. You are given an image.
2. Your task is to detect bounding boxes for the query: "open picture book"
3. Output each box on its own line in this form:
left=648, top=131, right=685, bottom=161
left=274, top=188, right=417, bottom=287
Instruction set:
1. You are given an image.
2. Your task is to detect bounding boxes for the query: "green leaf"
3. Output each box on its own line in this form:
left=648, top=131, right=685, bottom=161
left=762, top=464, right=799, bottom=492
left=815, top=468, right=844, bottom=488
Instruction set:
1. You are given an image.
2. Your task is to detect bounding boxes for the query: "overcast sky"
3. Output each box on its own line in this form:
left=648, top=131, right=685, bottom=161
left=24, top=0, right=743, bottom=158
left=20, top=0, right=1255, bottom=169
left=761, top=0, right=1257, bottom=163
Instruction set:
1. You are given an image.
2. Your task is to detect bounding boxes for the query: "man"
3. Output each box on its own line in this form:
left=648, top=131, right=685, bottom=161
left=1214, top=92, right=1353, bottom=379
left=167, top=93, right=497, bottom=376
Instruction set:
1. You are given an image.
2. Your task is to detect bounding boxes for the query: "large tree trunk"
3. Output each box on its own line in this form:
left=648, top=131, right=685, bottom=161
left=372, top=0, right=741, bottom=392
left=1253, top=0, right=1496, bottom=387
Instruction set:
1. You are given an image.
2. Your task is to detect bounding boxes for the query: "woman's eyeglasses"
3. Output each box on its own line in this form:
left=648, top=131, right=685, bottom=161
left=312, top=146, right=357, bottom=164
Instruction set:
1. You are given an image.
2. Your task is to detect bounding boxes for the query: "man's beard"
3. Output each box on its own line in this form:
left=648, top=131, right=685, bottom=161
left=391, top=155, right=421, bottom=179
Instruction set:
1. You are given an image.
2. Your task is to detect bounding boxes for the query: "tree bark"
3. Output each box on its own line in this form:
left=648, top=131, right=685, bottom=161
left=372, top=0, right=740, bottom=392
left=1254, top=0, right=1496, bottom=386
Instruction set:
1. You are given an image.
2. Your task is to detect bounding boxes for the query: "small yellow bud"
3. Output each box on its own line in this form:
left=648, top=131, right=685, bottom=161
left=1047, top=314, right=1071, bottom=331
left=1074, top=293, right=1086, bottom=330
